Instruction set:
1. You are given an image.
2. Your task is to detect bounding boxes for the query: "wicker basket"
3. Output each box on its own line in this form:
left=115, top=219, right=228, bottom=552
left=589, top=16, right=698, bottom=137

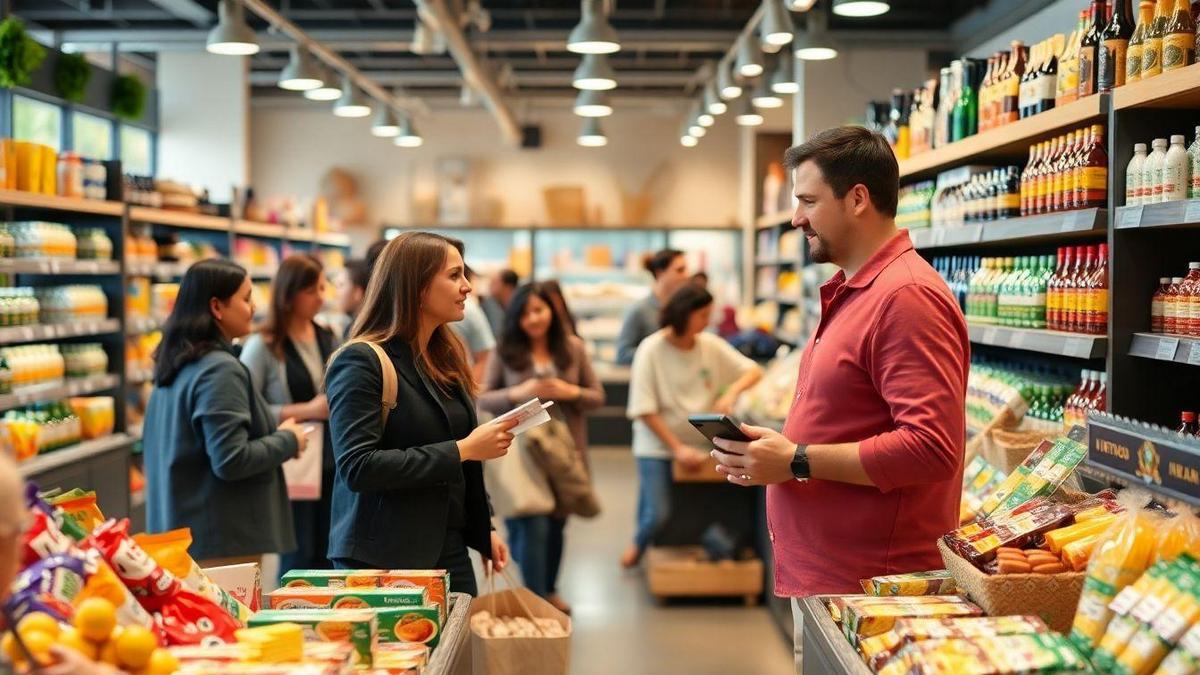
left=937, top=539, right=1083, bottom=633
left=983, top=428, right=1058, bottom=474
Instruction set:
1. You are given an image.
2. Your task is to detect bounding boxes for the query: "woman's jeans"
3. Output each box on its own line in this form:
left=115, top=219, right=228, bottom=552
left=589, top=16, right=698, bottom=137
left=505, top=515, right=566, bottom=597
left=634, top=457, right=672, bottom=553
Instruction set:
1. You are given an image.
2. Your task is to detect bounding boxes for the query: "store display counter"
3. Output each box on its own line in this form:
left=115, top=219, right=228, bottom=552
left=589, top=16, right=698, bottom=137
left=798, top=596, right=871, bottom=675
left=426, top=592, right=473, bottom=675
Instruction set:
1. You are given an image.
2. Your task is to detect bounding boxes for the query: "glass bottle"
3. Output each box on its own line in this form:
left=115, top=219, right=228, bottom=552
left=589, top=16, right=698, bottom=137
left=1041, top=34, right=1064, bottom=114
left=1128, top=0, right=1157, bottom=83
left=1143, top=0, right=1171, bottom=78
left=1077, top=125, right=1109, bottom=209
left=1003, top=41, right=1026, bottom=125
left=1177, top=411, right=1198, bottom=435
left=1181, top=261, right=1200, bottom=336
left=1062, top=11, right=1087, bottom=104
left=1165, top=275, right=1186, bottom=334
left=1152, top=276, right=1171, bottom=332
left=1084, top=243, right=1110, bottom=335
left=1101, top=0, right=1137, bottom=90
left=1080, top=0, right=1107, bottom=98
left=1164, top=0, right=1197, bottom=70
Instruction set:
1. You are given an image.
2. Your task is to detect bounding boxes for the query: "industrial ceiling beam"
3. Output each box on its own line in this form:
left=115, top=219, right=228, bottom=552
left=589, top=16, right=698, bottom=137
left=248, top=69, right=698, bottom=87
left=143, top=0, right=212, bottom=27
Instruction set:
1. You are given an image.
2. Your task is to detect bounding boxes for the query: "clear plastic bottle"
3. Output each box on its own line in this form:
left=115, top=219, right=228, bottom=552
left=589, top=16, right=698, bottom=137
left=1143, top=137, right=1169, bottom=203
left=1127, top=142, right=1148, bottom=205
left=1164, top=134, right=1191, bottom=201
left=1190, top=125, right=1200, bottom=198
left=1152, top=276, right=1171, bottom=332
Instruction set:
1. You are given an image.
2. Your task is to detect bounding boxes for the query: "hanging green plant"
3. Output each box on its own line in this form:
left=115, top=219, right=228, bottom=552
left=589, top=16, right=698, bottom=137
left=54, top=53, right=91, bottom=103
left=0, top=18, right=47, bottom=89
left=111, top=74, right=147, bottom=121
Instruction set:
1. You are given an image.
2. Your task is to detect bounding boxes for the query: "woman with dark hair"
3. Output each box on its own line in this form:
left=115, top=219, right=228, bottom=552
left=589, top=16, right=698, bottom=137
left=622, top=284, right=763, bottom=568
left=478, top=282, right=604, bottom=613
left=143, top=259, right=308, bottom=567
left=240, top=254, right=338, bottom=574
left=325, top=232, right=514, bottom=595
left=537, top=279, right=578, bottom=338
left=615, top=248, right=690, bottom=365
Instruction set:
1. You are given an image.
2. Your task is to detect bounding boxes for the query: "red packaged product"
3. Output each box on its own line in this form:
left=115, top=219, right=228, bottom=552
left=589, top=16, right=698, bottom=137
left=85, top=518, right=241, bottom=646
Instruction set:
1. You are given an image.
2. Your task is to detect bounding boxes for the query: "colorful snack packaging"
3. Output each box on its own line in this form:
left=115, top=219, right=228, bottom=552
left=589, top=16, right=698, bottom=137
left=1044, top=514, right=1120, bottom=555
left=1113, top=562, right=1200, bottom=675
left=280, top=569, right=450, bottom=617
left=1156, top=512, right=1200, bottom=564
left=373, top=642, right=430, bottom=670
left=266, top=587, right=440, bottom=646
left=1155, top=623, right=1200, bottom=675
left=859, top=615, right=1047, bottom=671
left=47, top=490, right=104, bottom=535
left=248, top=609, right=377, bottom=666
left=202, top=562, right=262, bottom=612
left=86, top=518, right=241, bottom=645
left=1093, top=559, right=1179, bottom=669
left=134, top=528, right=252, bottom=623
left=878, top=632, right=1090, bottom=675
left=1071, top=491, right=1163, bottom=655
left=168, top=641, right=356, bottom=673
left=841, top=596, right=983, bottom=642
left=977, top=439, right=1057, bottom=517
left=859, top=571, right=957, bottom=597
left=994, top=435, right=1088, bottom=514
left=945, top=498, right=1076, bottom=568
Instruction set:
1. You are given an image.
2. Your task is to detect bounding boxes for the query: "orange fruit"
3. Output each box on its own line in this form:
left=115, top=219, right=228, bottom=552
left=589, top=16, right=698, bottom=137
left=2, top=631, right=25, bottom=666
left=73, top=597, right=118, bottom=643
left=114, top=625, right=158, bottom=670
left=57, top=626, right=99, bottom=660
left=99, top=626, right=123, bottom=666
left=18, top=629, right=55, bottom=665
left=145, top=648, right=181, bottom=675
left=17, top=612, right=60, bottom=641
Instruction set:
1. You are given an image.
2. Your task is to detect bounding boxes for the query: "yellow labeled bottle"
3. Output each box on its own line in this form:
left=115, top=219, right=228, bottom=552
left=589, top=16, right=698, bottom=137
left=1141, top=0, right=1170, bottom=77
left=1126, top=0, right=1156, bottom=83
left=1163, top=0, right=1197, bottom=70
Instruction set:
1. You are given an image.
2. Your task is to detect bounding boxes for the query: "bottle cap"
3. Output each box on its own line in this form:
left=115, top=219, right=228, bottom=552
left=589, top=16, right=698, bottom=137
left=1183, top=411, right=1196, bottom=422
left=1154, top=138, right=1169, bottom=148
left=1192, top=262, right=1200, bottom=269
left=1134, top=143, right=1147, bottom=152
left=1162, top=277, right=1172, bottom=283
left=1172, top=135, right=1186, bottom=144
left=1173, top=277, right=1185, bottom=283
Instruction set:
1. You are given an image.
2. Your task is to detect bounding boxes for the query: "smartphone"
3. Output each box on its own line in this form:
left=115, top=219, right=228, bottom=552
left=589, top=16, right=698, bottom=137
left=688, top=414, right=753, bottom=447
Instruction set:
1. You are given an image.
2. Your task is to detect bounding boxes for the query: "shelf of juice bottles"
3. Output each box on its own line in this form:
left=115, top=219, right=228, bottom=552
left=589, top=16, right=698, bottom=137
left=0, top=258, right=120, bottom=275
left=1081, top=412, right=1200, bottom=510
left=125, top=317, right=160, bottom=335
left=1129, top=332, right=1200, bottom=367
left=966, top=322, right=1106, bottom=359
left=897, top=95, right=1107, bottom=181
left=0, top=373, right=119, bottom=414
left=0, top=318, right=121, bottom=346
left=1113, top=62, right=1200, bottom=111
left=910, top=208, right=1106, bottom=250
left=17, top=432, right=133, bottom=479
left=0, top=189, right=124, bottom=217
left=1114, top=198, right=1200, bottom=230
left=128, top=207, right=230, bottom=233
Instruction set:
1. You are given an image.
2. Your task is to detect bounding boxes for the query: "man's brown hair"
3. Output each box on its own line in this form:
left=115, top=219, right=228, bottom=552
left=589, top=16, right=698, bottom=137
left=783, top=126, right=899, bottom=217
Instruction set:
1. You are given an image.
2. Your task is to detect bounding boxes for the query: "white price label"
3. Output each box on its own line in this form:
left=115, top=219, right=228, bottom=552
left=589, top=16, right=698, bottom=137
left=1063, top=337, right=1087, bottom=358
left=20, top=327, right=34, bottom=341
left=1186, top=200, right=1200, bottom=224
left=1118, top=206, right=1144, bottom=228
left=1009, top=331, right=1028, bottom=349
left=1156, top=337, right=1181, bottom=360
left=1188, top=342, right=1200, bottom=367
left=982, top=327, right=999, bottom=344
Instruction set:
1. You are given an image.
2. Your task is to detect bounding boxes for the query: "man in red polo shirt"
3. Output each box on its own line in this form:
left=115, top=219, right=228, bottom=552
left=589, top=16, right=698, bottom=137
left=711, top=126, right=969, bottom=670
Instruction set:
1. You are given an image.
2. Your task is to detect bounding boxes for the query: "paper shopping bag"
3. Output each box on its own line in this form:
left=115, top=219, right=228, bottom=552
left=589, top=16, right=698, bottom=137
left=282, top=422, right=323, bottom=501
left=469, top=580, right=571, bottom=675
left=482, top=435, right=555, bottom=517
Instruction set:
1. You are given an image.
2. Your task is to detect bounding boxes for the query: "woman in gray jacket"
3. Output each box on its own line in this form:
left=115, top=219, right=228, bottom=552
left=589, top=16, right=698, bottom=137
left=143, top=259, right=308, bottom=567
left=478, top=282, right=604, bottom=614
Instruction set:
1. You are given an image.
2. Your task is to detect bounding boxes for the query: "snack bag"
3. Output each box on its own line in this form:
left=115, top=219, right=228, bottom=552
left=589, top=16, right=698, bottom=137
left=1071, top=490, right=1162, bottom=655
left=1156, top=512, right=1200, bottom=564
left=859, top=615, right=1047, bottom=671
left=47, top=490, right=105, bottom=535
left=1093, top=559, right=1178, bottom=669
left=134, top=528, right=251, bottom=623
left=3, top=549, right=158, bottom=634
left=86, top=518, right=240, bottom=645
left=1113, top=561, right=1200, bottom=675
left=1155, top=623, right=1200, bottom=675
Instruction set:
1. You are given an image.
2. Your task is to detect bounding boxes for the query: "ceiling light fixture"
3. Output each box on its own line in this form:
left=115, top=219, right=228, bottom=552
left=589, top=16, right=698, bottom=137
left=760, top=0, right=795, bottom=48
left=395, top=116, right=424, bottom=147
left=568, top=0, right=620, bottom=54
left=278, top=45, right=323, bottom=91
left=788, top=0, right=818, bottom=10
left=371, top=107, right=400, bottom=137
left=736, top=37, right=764, bottom=77
left=770, top=53, right=800, bottom=94
left=577, top=118, right=609, bottom=147
left=574, top=89, right=613, bottom=117
left=689, top=123, right=707, bottom=138
left=832, top=0, right=890, bottom=17
left=704, top=81, right=727, bottom=115
left=735, top=95, right=764, bottom=126
left=681, top=134, right=699, bottom=147
left=751, top=77, right=784, bottom=108
left=794, top=10, right=839, bottom=60
left=698, top=109, right=714, bottom=127
left=206, top=0, right=259, bottom=56
left=717, top=62, right=742, bottom=100
left=303, top=67, right=342, bottom=101
left=333, top=76, right=372, bottom=118
left=573, top=53, right=618, bottom=90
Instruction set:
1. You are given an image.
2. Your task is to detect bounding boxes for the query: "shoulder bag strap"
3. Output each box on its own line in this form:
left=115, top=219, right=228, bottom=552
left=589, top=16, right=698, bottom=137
left=339, top=340, right=398, bottom=429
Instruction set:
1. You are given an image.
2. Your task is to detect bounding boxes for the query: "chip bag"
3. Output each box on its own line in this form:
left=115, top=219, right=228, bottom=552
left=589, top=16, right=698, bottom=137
left=1157, top=512, right=1200, bottom=564
left=86, top=518, right=240, bottom=645
left=134, top=528, right=251, bottom=623
left=4, top=548, right=158, bottom=634
left=47, top=490, right=104, bottom=536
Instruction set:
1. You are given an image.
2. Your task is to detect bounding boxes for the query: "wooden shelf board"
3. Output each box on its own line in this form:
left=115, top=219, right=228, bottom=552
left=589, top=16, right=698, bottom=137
left=0, top=189, right=123, bottom=216
left=0, top=259, right=120, bottom=275
left=756, top=211, right=793, bottom=229
left=233, top=220, right=287, bottom=238
left=1114, top=63, right=1200, bottom=109
left=129, top=207, right=230, bottom=232
left=898, top=94, right=1106, bottom=180
left=0, top=374, right=120, bottom=414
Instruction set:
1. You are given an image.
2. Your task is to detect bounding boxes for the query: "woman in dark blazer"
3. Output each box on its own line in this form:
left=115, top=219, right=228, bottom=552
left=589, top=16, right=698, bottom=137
left=241, top=254, right=338, bottom=575
left=325, top=232, right=514, bottom=596
left=478, top=282, right=605, bottom=613
left=143, top=259, right=308, bottom=567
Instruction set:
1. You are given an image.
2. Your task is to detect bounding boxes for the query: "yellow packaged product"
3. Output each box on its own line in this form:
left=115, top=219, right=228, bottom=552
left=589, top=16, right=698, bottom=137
left=842, top=596, right=983, bottom=642
left=1156, top=512, right=1200, bottom=564
left=859, top=615, right=1047, bottom=671
left=47, top=491, right=104, bottom=534
left=859, top=570, right=957, bottom=597
left=1070, top=495, right=1165, bottom=655
left=1063, top=532, right=1105, bottom=571
left=133, top=528, right=252, bottom=622
left=1154, top=622, right=1200, bottom=675
left=1093, top=560, right=1177, bottom=668
left=1044, top=514, right=1119, bottom=555
left=1114, top=564, right=1200, bottom=675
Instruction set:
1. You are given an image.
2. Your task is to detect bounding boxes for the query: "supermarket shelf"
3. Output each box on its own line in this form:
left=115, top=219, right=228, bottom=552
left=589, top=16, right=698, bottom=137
left=756, top=294, right=801, bottom=305
left=0, top=319, right=120, bottom=345
left=125, top=260, right=190, bottom=277
left=126, top=368, right=154, bottom=384
left=0, top=258, right=120, bottom=274
left=18, top=433, right=133, bottom=479
left=128, top=206, right=230, bottom=232
left=1114, top=199, right=1200, bottom=230
left=912, top=208, right=1106, bottom=250
left=1084, top=412, right=1200, bottom=509
left=233, top=220, right=286, bottom=238
left=315, top=231, right=351, bottom=247
left=1129, top=332, right=1200, bottom=366
left=125, top=317, right=160, bottom=334
left=755, top=210, right=792, bottom=230
left=0, top=189, right=124, bottom=216
left=966, top=323, right=1106, bottom=358
left=284, top=227, right=314, bottom=242
left=1113, top=62, right=1200, bottom=110
left=0, top=374, right=120, bottom=412
left=898, top=94, right=1107, bottom=180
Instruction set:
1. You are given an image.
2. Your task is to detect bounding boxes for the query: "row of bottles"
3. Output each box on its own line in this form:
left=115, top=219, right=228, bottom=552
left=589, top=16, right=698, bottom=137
left=1019, top=125, right=1109, bottom=216
left=1047, top=245, right=1110, bottom=334
left=938, top=167, right=1022, bottom=226
left=1149, top=262, right=1200, bottom=335
left=1063, top=369, right=1109, bottom=431
left=1120, top=0, right=1197, bottom=88
left=2, top=401, right=83, bottom=456
left=1125, top=129, right=1200, bottom=204
left=966, top=358, right=1102, bottom=434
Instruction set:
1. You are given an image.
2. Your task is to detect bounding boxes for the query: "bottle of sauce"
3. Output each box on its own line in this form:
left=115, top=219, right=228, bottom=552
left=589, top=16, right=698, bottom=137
left=1128, top=1, right=1156, bottom=83
left=1040, top=34, right=1064, bottom=114
left=1003, top=41, right=1026, bottom=125
left=1003, top=166, right=1021, bottom=219
left=1047, top=246, right=1069, bottom=330
left=1163, top=134, right=1190, bottom=201
left=1164, top=0, right=1197, bottom=70
left=1183, top=261, right=1200, bottom=335
left=1021, top=143, right=1039, bottom=215
left=1069, top=245, right=1096, bottom=333
left=1143, top=0, right=1170, bottom=78
left=979, top=56, right=996, bottom=133
left=1035, top=138, right=1055, bottom=214
left=1062, top=11, right=1088, bottom=104
left=1152, top=277, right=1171, bottom=332
left=1143, top=138, right=1169, bottom=204
left=1088, top=371, right=1108, bottom=418
left=1020, top=42, right=1041, bottom=118
left=1127, top=142, right=1148, bottom=205
left=1165, top=274, right=1187, bottom=334
left=1078, top=125, right=1110, bottom=209
left=1177, top=411, right=1198, bottom=435
left=1080, top=0, right=1107, bottom=98
left=1101, top=0, right=1137, bottom=90
left=1085, top=243, right=1110, bottom=335
left=1067, top=128, right=1089, bottom=210
left=1047, top=135, right=1067, bottom=212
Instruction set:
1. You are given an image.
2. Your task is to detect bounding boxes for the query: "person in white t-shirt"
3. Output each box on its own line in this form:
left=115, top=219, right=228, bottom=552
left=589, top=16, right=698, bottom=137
left=621, top=284, right=763, bottom=568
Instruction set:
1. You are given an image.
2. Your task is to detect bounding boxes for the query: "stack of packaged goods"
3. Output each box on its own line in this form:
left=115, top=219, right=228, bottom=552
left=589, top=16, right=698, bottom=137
left=897, top=181, right=936, bottom=231
left=965, top=359, right=1089, bottom=436
left=960, top=456, right=1007, bottom=524
left=1149, top=262, right=1200, bottom=337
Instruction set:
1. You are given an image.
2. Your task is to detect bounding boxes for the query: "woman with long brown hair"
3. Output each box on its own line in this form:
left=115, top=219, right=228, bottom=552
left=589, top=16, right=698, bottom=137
left=325, top=232, right=514, bottom=595
left=240, top=254, right=337, bottom=575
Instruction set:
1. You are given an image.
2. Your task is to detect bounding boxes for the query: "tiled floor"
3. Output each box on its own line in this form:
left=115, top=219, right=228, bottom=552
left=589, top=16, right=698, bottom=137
left=551, top=448, right=794, bottom=675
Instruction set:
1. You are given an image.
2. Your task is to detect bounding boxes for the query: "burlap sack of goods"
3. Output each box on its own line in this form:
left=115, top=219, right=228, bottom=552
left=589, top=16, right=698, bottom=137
left=522, top=413, right=601, bottom=518
left=938, top=489, right=1089, bottom=634
left=470, top=568, right=571, bottom=675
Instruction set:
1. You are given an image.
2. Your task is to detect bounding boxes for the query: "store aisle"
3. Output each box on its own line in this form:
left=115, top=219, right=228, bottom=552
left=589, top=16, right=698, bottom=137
left=556, top=448, right=793, bottom=675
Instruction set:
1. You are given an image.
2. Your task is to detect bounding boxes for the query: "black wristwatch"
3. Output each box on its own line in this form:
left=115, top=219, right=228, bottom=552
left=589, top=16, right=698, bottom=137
left=791, top=444, right=810, bottom=481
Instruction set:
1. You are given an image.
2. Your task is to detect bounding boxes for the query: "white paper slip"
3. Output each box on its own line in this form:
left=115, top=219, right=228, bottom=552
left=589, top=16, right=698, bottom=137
left=495, top=398, right=556, bottom=435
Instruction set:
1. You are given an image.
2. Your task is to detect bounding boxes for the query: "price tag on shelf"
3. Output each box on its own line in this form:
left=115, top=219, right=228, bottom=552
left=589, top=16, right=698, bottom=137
left=19, top=327, right=34, bottom=342
left=1188, top=342, right=1200, bottom=367
left=1156, top=337, right=1180, bottom=361
left=80, top=262, right=98, bottom=274
left=1009, top=331, right=1028, bottom=350
left=982, top=327, right=999, bottom=344
left=1060, top=213, right=1083, bottom=233
left=1062, top=337, right=1089, bottom=358
left=1117, top=206, right=1144, bottom=229
left=933, top=229, right=947, bottom=247
left=1186, top=200, right=1200, bottom=225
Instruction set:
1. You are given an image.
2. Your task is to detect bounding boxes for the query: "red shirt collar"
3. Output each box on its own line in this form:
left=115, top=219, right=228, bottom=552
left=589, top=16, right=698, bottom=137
left=822, top=229, right=914, bottom=292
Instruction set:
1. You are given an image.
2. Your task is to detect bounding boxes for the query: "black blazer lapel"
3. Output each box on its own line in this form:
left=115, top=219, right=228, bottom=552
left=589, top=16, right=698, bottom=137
left=385, top=339, right=456, bottom=431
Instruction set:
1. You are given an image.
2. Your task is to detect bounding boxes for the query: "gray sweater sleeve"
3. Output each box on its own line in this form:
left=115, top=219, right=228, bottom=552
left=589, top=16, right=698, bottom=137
left=615, top=302, right=652, bottom=366
left=238, top=333, right=285, bottom=422
left=191, top=356, right=297, bottom=482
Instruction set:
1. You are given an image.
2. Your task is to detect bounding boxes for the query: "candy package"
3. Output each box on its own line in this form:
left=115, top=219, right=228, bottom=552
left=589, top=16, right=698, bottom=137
left=46, top=489, right=104, bottom=535
left=1110, top=559, right=1200, bottom=675
left=859, top=615, right=1047, bottom=672
left=134, top=528, right=252, bottom=623
left=859, top=571, right=957, bottom=597
left=86, top=518, right=241, bottom=645
left=976, top=439, right=1057, bottom=517
left=281, top=569, right=450, bottom=617
left=1092, top=559, right=1179, bottom=670
left=841, top=596, right=983, bottom=642
left=877, top=632, right=1089, bottom=675
left=3, top=548, right=157, bottom=633
left=267, top=586, right=439, bottom=646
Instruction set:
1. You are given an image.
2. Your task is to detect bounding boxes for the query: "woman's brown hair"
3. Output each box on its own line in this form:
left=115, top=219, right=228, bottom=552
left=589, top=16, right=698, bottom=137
left=260, top=254, right=324, bottom=357
left=348, top=232, right=476, bottom=396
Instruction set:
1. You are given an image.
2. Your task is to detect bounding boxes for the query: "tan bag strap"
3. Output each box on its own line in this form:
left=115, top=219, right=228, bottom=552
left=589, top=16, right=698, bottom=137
left=342, top=340, right=397, bottom=428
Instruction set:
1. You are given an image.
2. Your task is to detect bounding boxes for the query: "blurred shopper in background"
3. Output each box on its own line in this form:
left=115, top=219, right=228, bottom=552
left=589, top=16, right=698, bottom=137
left=540, top=279, right=579, bottom=338
left=451, top=267, right=497, bottom=385
left=336, top=258, right=369, bottom=340
left=615, top=249, right=690, bottom=365
left=482, top=268, right=519, bottom=337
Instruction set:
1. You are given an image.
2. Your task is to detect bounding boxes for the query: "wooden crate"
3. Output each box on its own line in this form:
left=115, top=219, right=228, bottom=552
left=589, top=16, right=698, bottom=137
left=645, top=546, right=763, bottom=606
